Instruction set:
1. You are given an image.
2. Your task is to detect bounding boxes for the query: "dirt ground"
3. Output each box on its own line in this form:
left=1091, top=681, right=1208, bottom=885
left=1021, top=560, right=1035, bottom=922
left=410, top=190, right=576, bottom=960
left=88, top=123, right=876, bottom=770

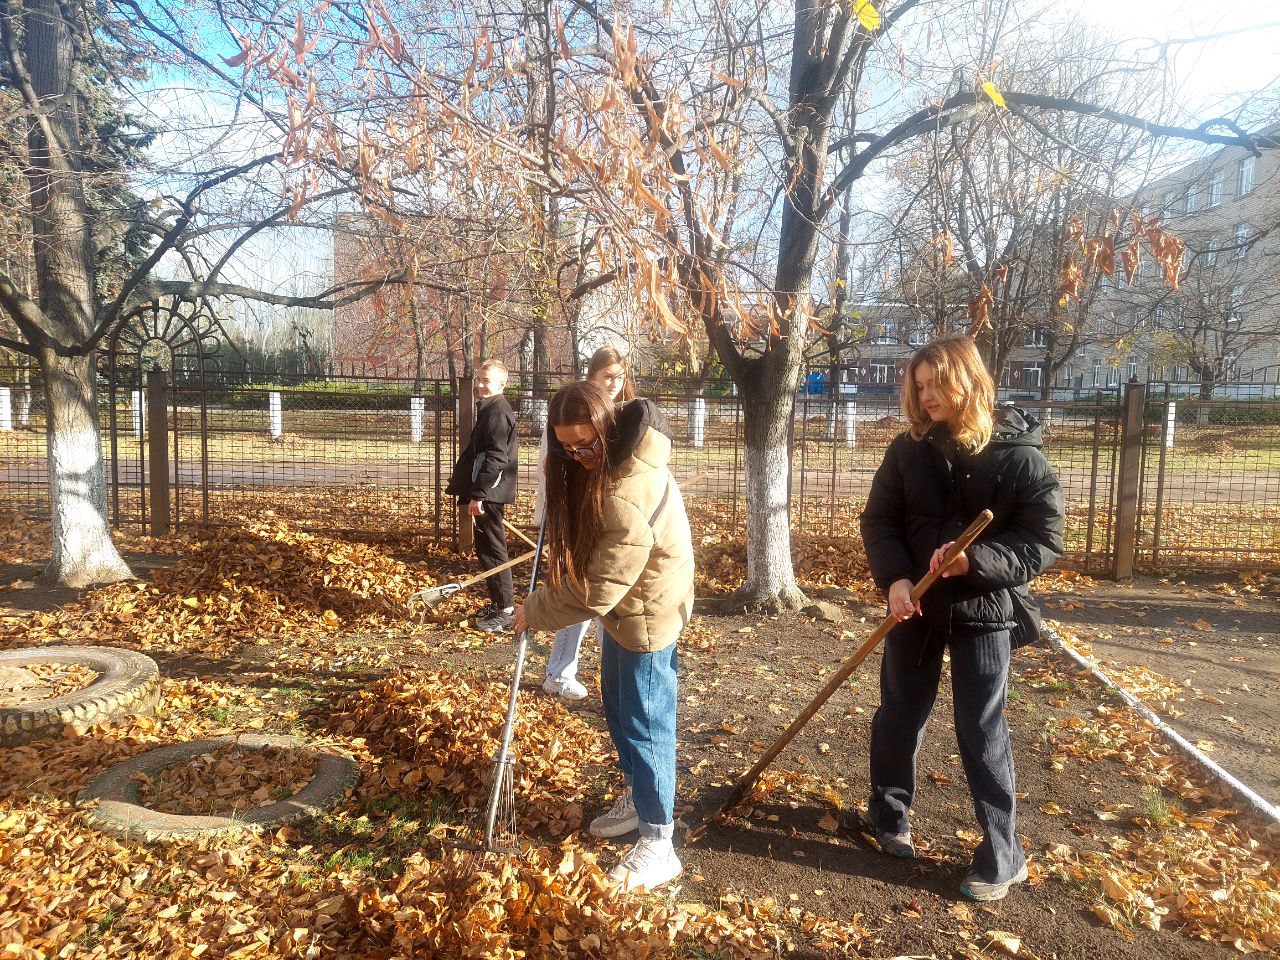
left=1042, top=572, right=1280, bottom=803
left=2, top=530, right=1278, bottom=959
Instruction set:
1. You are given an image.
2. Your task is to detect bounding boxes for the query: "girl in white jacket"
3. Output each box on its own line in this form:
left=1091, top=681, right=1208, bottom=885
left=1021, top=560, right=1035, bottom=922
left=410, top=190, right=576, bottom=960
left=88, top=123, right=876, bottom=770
left=536, top=347, right=634, bottom=700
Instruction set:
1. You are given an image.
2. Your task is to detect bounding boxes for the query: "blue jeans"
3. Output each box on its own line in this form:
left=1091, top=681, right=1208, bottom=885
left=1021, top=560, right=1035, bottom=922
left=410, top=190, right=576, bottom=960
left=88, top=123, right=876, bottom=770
left=868, top=620, right=1024, bottom=883
left=546, top=620, right=593, bottom=684
left=599, top=626, right=678, bottom=839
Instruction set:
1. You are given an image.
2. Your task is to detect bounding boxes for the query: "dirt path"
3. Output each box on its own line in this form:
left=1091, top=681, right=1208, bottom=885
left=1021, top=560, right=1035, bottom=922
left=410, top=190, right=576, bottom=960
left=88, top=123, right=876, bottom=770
left=1042, top=573, right=1280, bottom=803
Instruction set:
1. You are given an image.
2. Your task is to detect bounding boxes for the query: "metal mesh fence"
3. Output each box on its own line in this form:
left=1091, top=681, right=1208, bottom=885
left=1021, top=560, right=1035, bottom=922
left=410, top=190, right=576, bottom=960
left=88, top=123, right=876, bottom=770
left=1139, top=383, right=1280, bottom=566
left=3, top=365, right=1278, bottom=570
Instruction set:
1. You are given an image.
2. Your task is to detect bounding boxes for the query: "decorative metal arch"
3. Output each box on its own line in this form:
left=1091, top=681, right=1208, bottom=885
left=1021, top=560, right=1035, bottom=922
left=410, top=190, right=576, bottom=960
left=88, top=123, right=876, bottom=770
left=101, top=296, right=245, bottom=530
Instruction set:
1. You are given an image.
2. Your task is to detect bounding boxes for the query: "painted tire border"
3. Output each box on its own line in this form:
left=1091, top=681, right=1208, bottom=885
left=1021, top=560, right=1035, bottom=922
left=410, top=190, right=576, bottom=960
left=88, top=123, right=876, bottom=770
left=78, top=733, right=361, bottom=841
left=1, top=646, right=160, bottom=747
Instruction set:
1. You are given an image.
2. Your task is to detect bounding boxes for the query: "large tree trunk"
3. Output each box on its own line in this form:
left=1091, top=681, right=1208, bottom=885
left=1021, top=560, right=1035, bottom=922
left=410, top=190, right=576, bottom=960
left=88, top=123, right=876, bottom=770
left=733, top=355, right=806, bottom=612
left=40, top=350, right=132, bottom=587
left=22, top=3, right=129, bottom=587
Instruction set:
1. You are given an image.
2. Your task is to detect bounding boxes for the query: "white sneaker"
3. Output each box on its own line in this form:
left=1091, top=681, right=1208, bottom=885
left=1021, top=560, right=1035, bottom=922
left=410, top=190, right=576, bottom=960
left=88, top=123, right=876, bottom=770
left=542, top=675, right=589, bottom=701
left=589, top=788, right=640, bottom=838
left=609, top=835, right=682, bottom=892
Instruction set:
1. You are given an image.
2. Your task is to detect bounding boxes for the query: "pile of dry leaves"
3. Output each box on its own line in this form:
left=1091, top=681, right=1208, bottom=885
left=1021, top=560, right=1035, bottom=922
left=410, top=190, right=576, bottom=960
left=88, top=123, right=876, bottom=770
left=332, top=670, right=613, bottom=837
left=2, top=516, right=447, bottom=656
left=136, top=743, right=318, bottom=818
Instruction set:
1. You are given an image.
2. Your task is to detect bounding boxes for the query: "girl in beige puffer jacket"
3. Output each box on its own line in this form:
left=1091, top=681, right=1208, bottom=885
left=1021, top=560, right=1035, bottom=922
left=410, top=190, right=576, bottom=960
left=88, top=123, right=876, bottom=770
left=515, top=380, right=693, bottom=893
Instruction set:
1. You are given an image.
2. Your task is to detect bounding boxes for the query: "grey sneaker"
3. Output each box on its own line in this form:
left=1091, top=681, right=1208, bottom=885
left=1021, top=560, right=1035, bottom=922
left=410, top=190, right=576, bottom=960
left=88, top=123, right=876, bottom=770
left=960, top=862, right=1029, bottom=902
left=589, top=788, right=640, bottom=838
left=475, top=608, right=513, bottom=633
left=875, top=829, right=916, bottom=859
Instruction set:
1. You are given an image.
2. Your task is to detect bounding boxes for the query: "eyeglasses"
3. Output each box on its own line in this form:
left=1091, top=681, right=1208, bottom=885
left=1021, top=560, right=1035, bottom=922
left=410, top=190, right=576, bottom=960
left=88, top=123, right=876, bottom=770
left=554, top=435, right=602, bottom=461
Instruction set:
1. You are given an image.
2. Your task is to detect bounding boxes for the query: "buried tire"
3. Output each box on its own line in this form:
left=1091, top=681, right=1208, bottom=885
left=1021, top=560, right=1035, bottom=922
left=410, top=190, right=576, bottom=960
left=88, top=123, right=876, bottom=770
left=78, top=734, right=361, bottom=842
left=0, top=646, right=160, bottom=747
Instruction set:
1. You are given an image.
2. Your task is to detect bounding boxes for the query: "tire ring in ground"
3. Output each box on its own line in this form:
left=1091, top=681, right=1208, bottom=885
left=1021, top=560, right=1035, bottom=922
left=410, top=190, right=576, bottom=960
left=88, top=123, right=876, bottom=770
left=0, top=646, right=161, bottom=747
left=78, top=734, right=361, bottom=842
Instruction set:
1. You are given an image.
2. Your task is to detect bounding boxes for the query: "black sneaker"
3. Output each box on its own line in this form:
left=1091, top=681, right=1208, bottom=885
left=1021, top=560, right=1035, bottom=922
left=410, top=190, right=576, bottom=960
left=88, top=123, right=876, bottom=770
left=475, top=608, right=514, bottom=634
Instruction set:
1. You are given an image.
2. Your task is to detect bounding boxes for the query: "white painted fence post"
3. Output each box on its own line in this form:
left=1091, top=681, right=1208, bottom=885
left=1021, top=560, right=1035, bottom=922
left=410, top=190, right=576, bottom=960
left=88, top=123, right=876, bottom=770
left=132, top=389, right=145, bottom=437
left=0, top=387, right=11, bottom=431
left=844, top=401, right=857, bottom=448
left=269, top=391, right=283, bottom=439
left=1165, top=401, right=1176, bottom=449
left=689, top=396, right=706, bottom=448
left=410, top=396, right=425, bottom=443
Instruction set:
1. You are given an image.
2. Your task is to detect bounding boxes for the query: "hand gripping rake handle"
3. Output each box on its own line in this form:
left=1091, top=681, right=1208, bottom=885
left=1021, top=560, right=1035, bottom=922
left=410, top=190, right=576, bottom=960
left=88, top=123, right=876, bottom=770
left=482, top=514, right=548, bottom=852
left=688, top=509, right=994, bottom=842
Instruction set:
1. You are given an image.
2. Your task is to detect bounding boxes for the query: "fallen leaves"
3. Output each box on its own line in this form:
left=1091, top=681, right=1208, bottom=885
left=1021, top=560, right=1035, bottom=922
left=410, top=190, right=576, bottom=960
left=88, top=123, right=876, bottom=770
left=331, top=669, right=612, bottom=837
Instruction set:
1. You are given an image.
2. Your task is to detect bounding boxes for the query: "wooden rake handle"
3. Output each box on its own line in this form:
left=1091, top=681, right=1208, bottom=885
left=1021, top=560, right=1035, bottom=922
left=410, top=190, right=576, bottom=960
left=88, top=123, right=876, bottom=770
left=453, top=547, right=537, bottom=592
left=688, top=508, right=995, bottom=841
left=500, top=517, right=539, bottom=551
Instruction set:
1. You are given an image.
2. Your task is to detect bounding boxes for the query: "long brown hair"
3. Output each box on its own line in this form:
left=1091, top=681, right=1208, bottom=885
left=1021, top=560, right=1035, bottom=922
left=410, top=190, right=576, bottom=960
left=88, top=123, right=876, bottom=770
left=902, top=336, right=995, bottom=452
left=585, top=346, right=636, bottom=401
left=544, top=380, right=618, bottom=590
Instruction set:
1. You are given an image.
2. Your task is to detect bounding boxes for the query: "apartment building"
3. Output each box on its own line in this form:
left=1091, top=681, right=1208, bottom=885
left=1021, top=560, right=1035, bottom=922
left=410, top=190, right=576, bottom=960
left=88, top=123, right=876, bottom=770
left=840, top=122, right=1279, bottom=398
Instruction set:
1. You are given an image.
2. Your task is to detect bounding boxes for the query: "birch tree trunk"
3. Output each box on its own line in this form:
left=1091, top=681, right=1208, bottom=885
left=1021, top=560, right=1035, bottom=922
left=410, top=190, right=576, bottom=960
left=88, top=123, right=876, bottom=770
left=40, top=349, right=131, bottom=586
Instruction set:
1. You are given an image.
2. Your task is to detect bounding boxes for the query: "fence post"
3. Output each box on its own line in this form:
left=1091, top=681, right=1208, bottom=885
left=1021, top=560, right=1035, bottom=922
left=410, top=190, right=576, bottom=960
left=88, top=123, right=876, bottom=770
left=844, top=400, right=857, bottom=448
left=689, top=396, right=706, bottom=448
left=146, top=368, right=171, bottom=537
left=268, top=391, right=283, bottom=439
left=410, top=395, right=425, bottom=444
left=1165, top=400, right=1176, bottom=449
left=0, top=386, right=10, bottom=431
left=1113, top=381, right=1146, bottom=579
left=456, top=376, right=475, bottom=554
left=132, top=388, right=145, bottom=437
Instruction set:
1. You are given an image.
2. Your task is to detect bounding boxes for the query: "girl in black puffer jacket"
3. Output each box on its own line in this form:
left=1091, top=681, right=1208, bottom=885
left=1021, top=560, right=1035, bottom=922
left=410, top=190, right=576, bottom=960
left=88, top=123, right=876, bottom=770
left=859, top=335, right=1064, bottom=903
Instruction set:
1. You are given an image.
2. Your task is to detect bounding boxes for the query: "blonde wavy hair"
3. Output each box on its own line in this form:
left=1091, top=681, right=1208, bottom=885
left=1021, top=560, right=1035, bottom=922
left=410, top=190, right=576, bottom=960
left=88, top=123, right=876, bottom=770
left=902, top=336, right=995, bottom=452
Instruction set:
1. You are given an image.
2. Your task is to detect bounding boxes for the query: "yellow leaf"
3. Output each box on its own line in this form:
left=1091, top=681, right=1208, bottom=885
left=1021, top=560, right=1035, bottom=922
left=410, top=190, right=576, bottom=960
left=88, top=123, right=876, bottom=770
left=982, top=81, right=1008, bottom=109
left=854, top=0, right=881, bottom=31
left=984, top=930, right=1021, bottom=955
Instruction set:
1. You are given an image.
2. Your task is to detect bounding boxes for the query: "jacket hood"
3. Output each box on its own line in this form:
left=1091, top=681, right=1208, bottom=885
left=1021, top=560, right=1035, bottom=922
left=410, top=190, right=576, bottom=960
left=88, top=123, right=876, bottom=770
left=609, top=398, right=674, bottom=471
left=990, top=404, right=1043, bottom=448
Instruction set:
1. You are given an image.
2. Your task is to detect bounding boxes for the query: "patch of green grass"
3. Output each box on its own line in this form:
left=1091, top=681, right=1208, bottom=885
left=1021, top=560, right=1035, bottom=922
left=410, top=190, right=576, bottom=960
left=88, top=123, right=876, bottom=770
left=1139, top=787, right=1179, bottom=827
left=203, top=704, right=231, bottom=724
left=323, top=847, right=378, bottom=873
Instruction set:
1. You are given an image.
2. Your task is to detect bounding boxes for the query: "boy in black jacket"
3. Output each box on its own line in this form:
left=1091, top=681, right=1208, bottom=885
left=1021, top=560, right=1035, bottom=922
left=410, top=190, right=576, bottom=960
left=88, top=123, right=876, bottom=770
left=446, top=359, right=519, bottom=632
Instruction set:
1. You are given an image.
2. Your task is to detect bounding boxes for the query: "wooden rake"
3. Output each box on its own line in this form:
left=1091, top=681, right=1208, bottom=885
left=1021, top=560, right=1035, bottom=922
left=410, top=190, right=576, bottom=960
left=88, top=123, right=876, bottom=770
left=687, top=508, right=994, bottom=842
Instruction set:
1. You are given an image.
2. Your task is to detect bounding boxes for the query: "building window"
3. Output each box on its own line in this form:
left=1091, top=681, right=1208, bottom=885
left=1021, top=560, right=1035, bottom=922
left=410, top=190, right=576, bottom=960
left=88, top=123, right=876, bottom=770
left=1185, top=186, right=1198, bottom=215
left=1229, top=284, right=1245, bottom=325
left=1206, top=235, right=1221, bottom=268
left=1162, top=190, right=1177, bottom=218
left=1225, top=349, right=1239, bottom=376
left=1022, top=364, right=1043, bottom=389
left=1233, top=223, right=1250, bottom=258
left=1239, top=155, right=1255, bottom=196
left=1000, top=364, right=1010, bottom=387
left=1154, top=305, right=1167, bottom=328
left=1127, top=356, right=1139, bottom=381
left=871, top=321, right=897, bottom=345
left=906, top=325, right=928, bottom=347
left=870, top=363, right=892, bottom=384
left=1209, top=169, right=1225, bottom=207
left=1107, top=366, right=1119, bottom=387
left=1024, top=327, right=1048, bottom=348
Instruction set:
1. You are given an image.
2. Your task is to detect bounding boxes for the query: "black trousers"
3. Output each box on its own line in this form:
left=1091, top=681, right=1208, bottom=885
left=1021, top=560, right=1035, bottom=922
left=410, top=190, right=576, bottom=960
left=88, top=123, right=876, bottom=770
left=473, top=501, right=512, bottom=609
left=867, top=619, right=1025, bottom=884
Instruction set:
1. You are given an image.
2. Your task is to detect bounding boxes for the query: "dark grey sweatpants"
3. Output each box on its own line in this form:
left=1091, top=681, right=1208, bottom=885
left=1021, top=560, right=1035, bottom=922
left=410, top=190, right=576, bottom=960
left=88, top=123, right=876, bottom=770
left=867, top=620, right=1025, bottom=884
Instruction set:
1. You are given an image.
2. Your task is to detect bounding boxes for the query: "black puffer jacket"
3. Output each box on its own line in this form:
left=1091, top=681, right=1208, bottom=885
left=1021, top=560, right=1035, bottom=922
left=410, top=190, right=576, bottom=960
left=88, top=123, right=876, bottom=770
left=445, top=394, right=518, bottom=504
left=859, top=406, right=1065, bottom=645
